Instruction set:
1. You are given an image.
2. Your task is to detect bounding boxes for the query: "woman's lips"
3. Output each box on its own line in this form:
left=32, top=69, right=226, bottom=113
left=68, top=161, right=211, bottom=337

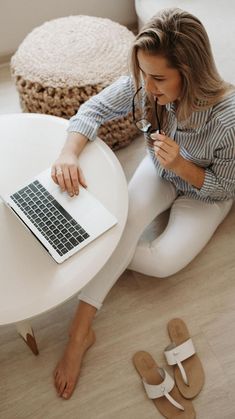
left=154, top=94, right=164, bottom=101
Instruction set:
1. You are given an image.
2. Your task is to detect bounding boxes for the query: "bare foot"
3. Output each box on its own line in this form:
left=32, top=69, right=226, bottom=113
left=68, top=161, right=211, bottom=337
left=54, top=328, right=96, bottom=399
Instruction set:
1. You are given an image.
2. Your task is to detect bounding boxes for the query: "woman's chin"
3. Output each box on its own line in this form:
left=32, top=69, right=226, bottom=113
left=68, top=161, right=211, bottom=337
left=156, top=95, right=167, bottom=105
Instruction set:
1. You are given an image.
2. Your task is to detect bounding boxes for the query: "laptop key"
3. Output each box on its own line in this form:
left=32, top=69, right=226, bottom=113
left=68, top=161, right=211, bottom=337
left=70, top=237, right=81, bottom=246
left=64, top=242, right=74, bottom=250
left=60, top=247, right=69, bottom=255
left=76, top=236, right=84, bottom=243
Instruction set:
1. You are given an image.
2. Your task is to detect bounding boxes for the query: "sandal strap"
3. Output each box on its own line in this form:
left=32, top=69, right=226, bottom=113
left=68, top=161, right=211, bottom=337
left=164, top=338, right=196, bottom=385
left=142, top=367, right=184, bottom=411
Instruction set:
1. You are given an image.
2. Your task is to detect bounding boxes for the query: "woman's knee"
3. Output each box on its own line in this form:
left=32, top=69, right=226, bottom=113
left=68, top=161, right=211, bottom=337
left=150, top=249, right=183, bottom=278
left=130, top=242, right=189, bottom=278
left=153, top=259, right=182, bottom=278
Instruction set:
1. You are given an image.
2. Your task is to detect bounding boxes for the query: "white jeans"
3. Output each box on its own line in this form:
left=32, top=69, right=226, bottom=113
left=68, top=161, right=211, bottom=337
left=79, top=155, right=233, bottom=309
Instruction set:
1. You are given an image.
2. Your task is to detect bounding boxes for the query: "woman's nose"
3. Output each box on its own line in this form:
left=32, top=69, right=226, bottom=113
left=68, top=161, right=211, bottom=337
left=144, top=76, right=155, bottom=94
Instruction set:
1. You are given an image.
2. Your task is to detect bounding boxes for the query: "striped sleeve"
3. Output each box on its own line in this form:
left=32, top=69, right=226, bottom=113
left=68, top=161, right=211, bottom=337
left=199, top=127, right=235, bottom=200
left=68, top=75, right=135, bottom=141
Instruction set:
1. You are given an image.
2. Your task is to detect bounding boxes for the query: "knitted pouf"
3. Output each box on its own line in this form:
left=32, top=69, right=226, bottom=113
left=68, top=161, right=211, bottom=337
left=11, top=15, right=138, bottom=150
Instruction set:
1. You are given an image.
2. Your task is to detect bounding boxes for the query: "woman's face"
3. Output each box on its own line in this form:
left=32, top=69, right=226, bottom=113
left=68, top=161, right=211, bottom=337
left=137, top=49, right=182, bottom=105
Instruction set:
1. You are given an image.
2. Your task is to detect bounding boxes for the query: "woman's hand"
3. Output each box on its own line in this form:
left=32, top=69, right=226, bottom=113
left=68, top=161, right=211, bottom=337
left=51, top=151, right=87, bottom=197
left=151, top=131, right=205, bottom=188
left=151, top=132, right=183, bottom=172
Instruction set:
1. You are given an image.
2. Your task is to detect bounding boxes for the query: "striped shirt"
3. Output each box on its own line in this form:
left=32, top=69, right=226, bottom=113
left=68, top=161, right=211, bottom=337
left=68, top=75, right=235, bottom=203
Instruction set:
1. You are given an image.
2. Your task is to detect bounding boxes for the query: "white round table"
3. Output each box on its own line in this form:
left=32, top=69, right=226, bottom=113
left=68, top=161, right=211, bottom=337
left=0, top=113, right=128, bottom=353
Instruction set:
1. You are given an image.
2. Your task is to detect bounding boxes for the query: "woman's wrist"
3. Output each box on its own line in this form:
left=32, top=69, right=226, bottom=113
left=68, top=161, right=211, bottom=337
left=61, top=132, right=88, bottom=157
left=172, top=156, right=205, bottom=189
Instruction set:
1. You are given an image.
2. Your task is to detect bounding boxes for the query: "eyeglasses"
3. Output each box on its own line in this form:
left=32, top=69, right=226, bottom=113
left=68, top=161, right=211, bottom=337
left=132, top=86, right=161, bottom=135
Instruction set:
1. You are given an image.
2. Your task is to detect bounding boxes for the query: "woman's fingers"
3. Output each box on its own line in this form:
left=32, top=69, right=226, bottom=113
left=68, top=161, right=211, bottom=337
left=154, top=145, right=167, bottom=159
left=154, top=141, right=169, bottom=160
left=151, top=132, right=171, bottom=143
left=78, top=167, right=87, bottom=189
left=51, top=165, right=59, bottom=185
left=63, top=166, right=74, bottom=196
left=55, top=166, right=66, bottom=192
left=68, top=166, right=87, bottom=194
left=154, top=140, right=172, bottom=152
left=51, top=164, right=87, bottom=196
left=69, top=166, right=80, bottom=195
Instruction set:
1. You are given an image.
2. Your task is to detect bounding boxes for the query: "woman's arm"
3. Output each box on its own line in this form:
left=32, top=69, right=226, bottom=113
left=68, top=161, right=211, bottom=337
left=68, top=75, right=135, bottom=141
left=60, top=132, right=88, bottom=157
left=152, top=129, right=235, bottom=200
left=170, top=156, right=205, bottom=189
left=51, top=75, right=135, bottom=196
left=198, top=130, right=235, bottom=200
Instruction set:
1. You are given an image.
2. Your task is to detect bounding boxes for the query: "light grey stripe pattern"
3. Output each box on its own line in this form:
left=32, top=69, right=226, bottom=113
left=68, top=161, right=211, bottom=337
left=68, top=76, right=235, bottom=203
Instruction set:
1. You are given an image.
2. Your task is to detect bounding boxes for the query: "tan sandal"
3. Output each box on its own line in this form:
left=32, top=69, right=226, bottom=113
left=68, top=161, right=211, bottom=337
left=164, top=318, right=205, bottom=399
left=133, top=351, right=196, bottom=418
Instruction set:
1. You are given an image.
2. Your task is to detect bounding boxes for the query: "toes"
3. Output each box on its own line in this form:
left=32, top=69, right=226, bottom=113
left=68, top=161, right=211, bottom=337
left=54, top=371, right=66, bottom=396
left=58, top=379, right=67, bottom=397
left=54, top=369, right=76, bottom=400
left=62, top=381, right=75, bottom=400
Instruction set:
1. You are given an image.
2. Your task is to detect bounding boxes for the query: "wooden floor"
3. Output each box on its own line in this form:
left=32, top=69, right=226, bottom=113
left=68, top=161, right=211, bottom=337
left=1, top=64, right=235, bottom=419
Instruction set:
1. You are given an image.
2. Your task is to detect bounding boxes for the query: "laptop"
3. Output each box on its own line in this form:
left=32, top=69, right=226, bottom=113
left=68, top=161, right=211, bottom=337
left=2, top=167, right=117, bottom=263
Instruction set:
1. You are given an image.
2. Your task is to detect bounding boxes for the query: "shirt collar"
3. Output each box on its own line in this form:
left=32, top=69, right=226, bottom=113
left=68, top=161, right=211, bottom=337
left=166, top=101, right=214, bottom=129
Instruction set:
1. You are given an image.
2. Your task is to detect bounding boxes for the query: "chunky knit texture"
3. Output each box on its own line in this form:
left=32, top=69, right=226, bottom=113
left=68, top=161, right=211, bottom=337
left=11, top=15, right=138, bottom=149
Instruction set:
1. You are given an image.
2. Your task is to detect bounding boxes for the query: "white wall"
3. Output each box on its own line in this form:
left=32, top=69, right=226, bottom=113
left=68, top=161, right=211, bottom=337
left=0, top=0, right=137, bottom=59
left=135, top=0, right=235, bottom=84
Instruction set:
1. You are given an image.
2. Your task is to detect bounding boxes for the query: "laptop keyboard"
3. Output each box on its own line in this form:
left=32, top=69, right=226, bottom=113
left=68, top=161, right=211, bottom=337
left=10, top=180, right=90, bottom=256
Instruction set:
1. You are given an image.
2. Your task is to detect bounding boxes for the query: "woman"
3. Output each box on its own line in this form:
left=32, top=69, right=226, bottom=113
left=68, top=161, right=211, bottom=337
left=51, top=8, right=235, bottom=399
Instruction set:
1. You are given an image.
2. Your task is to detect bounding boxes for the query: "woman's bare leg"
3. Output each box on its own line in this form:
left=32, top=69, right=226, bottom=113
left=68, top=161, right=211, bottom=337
left=54, top=301, right=97, bottom=399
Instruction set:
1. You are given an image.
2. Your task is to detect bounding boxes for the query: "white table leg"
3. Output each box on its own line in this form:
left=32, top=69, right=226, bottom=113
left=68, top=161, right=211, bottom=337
left=16, top=321, right=39, bottom=355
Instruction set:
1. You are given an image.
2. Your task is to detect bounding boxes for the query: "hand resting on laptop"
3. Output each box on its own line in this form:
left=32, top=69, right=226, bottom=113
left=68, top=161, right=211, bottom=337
left=51, top=132, right=88, bottom=197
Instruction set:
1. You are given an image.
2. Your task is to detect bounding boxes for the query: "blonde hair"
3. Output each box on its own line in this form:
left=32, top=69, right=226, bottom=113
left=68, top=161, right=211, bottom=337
left=130, top=8, right=234, bottom=122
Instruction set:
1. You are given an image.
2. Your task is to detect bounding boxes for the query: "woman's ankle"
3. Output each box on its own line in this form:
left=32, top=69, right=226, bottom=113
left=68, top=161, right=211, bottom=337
left=68, top=301, right=97, bottom=338
left=68, top=328, right=96, bottom=349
